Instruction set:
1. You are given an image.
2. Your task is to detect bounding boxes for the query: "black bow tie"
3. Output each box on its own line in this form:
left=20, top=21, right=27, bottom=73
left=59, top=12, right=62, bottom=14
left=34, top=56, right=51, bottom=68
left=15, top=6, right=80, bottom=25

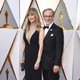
left=43, top=26, right=49, bottom=29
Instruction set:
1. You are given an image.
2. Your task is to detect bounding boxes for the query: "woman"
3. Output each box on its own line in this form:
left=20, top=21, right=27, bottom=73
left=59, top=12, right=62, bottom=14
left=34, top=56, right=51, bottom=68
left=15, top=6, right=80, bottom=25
left=21, top=8, right=44, bottom=80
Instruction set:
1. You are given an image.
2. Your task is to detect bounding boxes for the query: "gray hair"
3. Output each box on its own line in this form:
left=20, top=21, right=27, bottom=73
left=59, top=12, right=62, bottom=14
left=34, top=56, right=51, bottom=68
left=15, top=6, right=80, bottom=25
left=42, top=8, right=55, bottom=16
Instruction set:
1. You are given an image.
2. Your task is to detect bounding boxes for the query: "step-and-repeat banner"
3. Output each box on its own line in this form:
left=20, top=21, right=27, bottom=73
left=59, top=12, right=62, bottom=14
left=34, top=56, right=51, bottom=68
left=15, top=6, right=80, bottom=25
left=0, top=0, right=80, bottom=80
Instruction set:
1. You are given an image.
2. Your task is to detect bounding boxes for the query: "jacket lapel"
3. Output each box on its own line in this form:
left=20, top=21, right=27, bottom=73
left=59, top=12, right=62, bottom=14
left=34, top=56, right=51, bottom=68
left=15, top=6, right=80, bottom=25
left=44, top=25, right=53, bottom=41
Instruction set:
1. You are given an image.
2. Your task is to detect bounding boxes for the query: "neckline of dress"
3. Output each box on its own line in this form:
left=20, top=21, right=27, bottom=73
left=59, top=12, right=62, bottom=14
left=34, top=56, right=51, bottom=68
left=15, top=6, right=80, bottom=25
left=25, top=30, right=37, bottom=44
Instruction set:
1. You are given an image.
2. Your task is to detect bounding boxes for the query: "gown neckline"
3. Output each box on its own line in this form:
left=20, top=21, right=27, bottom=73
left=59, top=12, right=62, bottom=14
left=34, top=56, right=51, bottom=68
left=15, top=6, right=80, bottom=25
left=25, top=30, right=37, bottom=44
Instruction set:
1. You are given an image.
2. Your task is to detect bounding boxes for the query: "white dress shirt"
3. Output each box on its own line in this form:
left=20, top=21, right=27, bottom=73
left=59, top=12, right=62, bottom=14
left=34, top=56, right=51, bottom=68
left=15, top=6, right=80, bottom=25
left=44, top=22, right=53, bottom=36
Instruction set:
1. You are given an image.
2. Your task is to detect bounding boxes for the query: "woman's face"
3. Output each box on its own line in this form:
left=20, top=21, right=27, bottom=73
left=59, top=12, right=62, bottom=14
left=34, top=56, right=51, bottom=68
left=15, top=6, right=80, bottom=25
left=28, top=12, right=36, bottom=23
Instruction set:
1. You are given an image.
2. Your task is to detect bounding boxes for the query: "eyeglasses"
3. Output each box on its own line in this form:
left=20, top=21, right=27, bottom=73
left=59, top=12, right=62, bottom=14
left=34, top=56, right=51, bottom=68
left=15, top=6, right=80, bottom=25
left=43, top=15, right=53, bottom=18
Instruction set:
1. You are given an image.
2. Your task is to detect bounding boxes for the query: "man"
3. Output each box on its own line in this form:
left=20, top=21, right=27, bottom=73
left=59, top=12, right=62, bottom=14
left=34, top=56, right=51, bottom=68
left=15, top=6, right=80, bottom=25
left=41, top=8, right=64, bottom=80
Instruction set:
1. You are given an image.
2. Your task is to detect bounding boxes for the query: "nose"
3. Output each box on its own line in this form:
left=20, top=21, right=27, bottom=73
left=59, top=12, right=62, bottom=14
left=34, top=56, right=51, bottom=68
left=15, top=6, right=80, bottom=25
left=46, top=17, right=50, bottom=21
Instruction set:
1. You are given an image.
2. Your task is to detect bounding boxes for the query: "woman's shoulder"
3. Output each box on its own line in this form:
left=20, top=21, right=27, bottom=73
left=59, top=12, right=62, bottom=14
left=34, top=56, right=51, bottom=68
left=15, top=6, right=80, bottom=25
left=39, top=26, right=44, bottom=34
left=37, top=26, right=44, bottom=33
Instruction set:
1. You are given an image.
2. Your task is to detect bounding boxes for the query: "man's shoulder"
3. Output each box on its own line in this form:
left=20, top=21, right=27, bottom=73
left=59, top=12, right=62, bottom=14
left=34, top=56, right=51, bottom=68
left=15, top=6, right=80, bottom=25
left=52, top=23, right=63, bottom=31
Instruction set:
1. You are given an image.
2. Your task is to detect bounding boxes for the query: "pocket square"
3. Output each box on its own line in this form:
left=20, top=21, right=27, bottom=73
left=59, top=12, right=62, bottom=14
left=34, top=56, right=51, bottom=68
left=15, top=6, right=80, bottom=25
left=50, top=34, right=53, bottom=36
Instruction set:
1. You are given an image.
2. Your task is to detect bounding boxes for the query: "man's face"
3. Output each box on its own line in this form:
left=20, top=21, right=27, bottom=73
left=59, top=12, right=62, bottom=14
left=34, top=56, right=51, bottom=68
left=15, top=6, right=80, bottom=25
left=43, top=10, right=54, bottom=26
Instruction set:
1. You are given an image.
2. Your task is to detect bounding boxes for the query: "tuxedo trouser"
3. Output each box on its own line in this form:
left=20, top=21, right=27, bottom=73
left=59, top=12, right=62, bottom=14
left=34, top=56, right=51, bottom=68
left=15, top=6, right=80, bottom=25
left=42, top=68, right=59, bottom=80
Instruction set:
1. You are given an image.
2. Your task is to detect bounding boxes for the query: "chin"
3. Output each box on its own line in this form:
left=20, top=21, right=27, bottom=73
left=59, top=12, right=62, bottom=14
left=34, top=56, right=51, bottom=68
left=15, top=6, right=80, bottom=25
left=46, top=23, right=50, bottom=25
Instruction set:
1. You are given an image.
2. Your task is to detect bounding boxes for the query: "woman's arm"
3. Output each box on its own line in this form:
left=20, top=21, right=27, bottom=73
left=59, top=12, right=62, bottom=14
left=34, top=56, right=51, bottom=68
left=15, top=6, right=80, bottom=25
left=34, top=28, right=44, bottom=70
left=20, top=39, right=25, bottom=63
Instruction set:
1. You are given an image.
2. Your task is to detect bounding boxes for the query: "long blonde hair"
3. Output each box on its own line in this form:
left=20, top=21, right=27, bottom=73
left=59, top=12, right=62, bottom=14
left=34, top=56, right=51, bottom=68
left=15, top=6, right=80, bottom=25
left=25, top=8, right=41, bottom=32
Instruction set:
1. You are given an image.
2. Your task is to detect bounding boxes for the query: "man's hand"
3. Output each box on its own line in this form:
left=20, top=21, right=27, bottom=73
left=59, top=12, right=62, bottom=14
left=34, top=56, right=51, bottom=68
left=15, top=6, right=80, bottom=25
left=53, top=65, right=60, bottom=73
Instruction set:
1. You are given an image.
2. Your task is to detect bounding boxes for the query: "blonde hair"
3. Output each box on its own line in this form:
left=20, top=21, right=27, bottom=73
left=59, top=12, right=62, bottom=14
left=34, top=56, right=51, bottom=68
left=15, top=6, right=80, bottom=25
left=25, top=8, right=41, bottom=32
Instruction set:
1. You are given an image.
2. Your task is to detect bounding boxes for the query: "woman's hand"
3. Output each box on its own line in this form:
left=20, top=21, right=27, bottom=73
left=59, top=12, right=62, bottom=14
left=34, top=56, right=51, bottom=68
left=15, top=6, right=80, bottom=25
left=20, top=60, right=24, bottom=65
left=53, top=65, right=60, bottom=73
left=34, top=61, right=40, bottom=70
left=20, top=60, right=25, bottom=71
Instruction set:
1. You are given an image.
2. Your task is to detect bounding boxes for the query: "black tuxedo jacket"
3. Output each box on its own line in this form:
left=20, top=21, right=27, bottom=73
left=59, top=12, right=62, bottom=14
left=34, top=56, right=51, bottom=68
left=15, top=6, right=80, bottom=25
left=41, top=23, right=64, bottom=69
